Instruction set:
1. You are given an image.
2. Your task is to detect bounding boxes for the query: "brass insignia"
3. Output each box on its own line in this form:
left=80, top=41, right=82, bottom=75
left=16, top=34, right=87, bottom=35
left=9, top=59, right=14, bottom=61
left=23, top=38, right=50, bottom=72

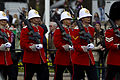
left=72, top=36, right=79, bottom=40
left=2, top=12, right=6, bottom=17
left=34, top=10, right=39, bottom=14
left=85, top=9, right=90, bottom=14
left=67, top=12, right=71, bottom=17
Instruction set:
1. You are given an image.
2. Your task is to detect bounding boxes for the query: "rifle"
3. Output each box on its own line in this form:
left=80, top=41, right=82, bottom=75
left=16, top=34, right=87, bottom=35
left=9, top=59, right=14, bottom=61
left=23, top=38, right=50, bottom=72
left=69, top=7, right=94, bottom=64
left=50, top=11, right=73, bottom=47
left=105, top=13, right=120, bottom=37
left=18, top=9, right=41, bottom=44
left=69, top=7, right=93, bottom=43
left=0, top=29, right=9, bottom=43
left=75, top=17, right=94, bottom=65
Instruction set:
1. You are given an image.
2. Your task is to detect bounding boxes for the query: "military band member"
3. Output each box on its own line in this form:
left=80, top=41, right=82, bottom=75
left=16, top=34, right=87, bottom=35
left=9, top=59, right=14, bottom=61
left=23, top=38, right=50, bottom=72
left=105, top=1, right=120, bottom=80
left=0, top=11, right=15, bottom=80
left=20, top=9, right=49, bottom=80
left=53, top=11, right=73, bottom=80
left=71, top=8, right=97, bottom=80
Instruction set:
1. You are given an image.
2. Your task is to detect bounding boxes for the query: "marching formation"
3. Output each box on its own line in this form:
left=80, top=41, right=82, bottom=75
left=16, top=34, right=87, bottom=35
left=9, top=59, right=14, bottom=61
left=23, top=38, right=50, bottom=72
left=0, top=0, right=120, bottom=80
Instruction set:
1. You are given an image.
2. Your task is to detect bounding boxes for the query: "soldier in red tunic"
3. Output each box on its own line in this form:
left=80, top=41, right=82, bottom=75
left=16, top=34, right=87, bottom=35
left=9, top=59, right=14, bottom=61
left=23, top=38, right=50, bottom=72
left=71, top=8, right=98, bottom=80
left=20, top=9, right=49, bottom=80
left=105, top=1, right=120, bottom=80
left=0, top=11, right=15, bottom=80
left=53, top=11, right=73, bottom=80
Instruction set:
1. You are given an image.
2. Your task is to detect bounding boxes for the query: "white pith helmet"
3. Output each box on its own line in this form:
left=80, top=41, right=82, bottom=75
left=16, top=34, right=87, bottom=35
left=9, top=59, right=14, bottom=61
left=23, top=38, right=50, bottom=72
left=79, top=8, right=92, bottom=19
left=0, top=11, right=8, bottom=20
left=60, top=11, right=72, bottom=21
left=28, top=9, right=41, bottom=20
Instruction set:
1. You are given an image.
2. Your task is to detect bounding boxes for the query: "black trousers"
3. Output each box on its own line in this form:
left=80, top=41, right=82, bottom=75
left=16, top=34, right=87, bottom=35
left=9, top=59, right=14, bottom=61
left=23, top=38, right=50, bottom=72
left=50, top=53, right=55, bottom=65
left=24, top=63, right=49, bottom=80
left=54, top=64, right=72, bottom=80
left=105, top=65, right=120, bottom=80
left=0, top=64, right=18, bottom=80
left=72, top=64, right=98, bottom=80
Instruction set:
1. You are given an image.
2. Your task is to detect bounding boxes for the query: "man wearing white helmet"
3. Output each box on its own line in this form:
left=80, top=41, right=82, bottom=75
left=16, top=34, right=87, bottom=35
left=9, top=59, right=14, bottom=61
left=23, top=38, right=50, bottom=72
left=71, top=8, right=98, bottom=80
left=53, top=11, right=73, bottom=80
left=20, top=9, right=49, bottom=80
left=0, top=11, right=16, bottom=80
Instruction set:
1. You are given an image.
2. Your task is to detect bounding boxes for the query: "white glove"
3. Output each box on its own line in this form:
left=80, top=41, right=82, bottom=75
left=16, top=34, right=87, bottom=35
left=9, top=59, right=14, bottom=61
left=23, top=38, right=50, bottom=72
left=62, top=44, right=70, bottom=51
left=5, top=42, right=11, bottom=48
left=87, top=43, right=94, bottom=49
left=81, top=46, right=88, bottom=52
left=0, top=44, right=6, bottom=51
left=29, top=44, right=37, bottom=51
left=35, top=44, right=43, bottom=50
left=69, top=45, right=74, bottom=50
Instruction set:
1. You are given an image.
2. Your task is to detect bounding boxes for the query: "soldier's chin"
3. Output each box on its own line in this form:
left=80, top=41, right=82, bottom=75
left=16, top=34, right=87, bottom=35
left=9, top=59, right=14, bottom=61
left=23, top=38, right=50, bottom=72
left=67, top=23, right=71, bottom=26
left=2, top=23, right=7, bottom=26
left=87, top=21, right=90, bottom=24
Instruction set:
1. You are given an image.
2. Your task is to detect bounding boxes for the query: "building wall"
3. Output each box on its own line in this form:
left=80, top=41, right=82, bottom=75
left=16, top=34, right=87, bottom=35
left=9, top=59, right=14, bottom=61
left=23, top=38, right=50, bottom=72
left=4, top=2, right=28, bottom=18
left=92, top=0, right=117, bottom=21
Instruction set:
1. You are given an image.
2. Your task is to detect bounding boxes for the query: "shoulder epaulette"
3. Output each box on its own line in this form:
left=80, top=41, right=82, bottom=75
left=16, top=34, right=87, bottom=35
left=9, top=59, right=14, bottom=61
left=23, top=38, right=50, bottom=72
left=23, top=26, right=27, bottom=28
left=74, top=26, right=79, bottom=29
left=56, top=27, right=60, bottom=29
left=89, top=25, right=93, bottom=27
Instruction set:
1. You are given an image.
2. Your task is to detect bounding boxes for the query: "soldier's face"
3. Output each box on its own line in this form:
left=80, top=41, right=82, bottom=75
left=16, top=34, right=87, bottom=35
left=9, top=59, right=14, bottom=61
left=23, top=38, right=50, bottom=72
left=81, top=17, right=91, bottom=24
left=63, top=19, right=71, bottom=26
left=0, top=20, right=7, bottom=27
left=30, top=17, right=40, bottom=25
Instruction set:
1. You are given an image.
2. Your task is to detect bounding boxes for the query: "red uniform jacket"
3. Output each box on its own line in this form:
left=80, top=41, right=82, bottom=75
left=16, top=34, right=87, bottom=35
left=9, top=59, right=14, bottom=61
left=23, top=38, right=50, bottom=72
left=105, top=28, right=120, bottom=65
left=0, top=29, right=13, bottom=65
left=20, top=26, right=47, bottom=64
left=70, top=26, right=95, bottom=66
left=53, top=27, right=73, bottom=65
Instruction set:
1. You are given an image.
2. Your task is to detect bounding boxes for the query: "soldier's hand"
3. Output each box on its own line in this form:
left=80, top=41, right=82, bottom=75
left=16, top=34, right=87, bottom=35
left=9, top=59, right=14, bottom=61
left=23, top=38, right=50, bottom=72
left=81, top=46, right=88, bottom=52
left=35, top=44, right=43, bottom=50
left=69, top=45, right=74, bottom=50
left=29, top=44, right=37, bottom=51
left=62, top=44, right=70, bottom=51
left=0, top=44, right=6, bottom=51
left=87, top=43, right=94, bottom=49
left=117, top=44, right=120, bottom=49
left=5, top=42, right=11, bottom=48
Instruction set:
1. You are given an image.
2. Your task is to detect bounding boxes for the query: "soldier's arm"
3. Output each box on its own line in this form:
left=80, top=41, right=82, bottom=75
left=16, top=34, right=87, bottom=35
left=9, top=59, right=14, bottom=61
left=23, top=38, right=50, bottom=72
left=105, top=29, right=119, bottom=50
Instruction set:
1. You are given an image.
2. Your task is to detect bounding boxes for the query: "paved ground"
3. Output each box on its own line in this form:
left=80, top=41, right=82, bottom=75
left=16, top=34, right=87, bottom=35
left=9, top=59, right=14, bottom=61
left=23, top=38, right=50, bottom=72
left=17, top=72, right=104, bottom=80
left=18, top=76, right=71, bottom=80
left=17, top=72, right=71, bottom=80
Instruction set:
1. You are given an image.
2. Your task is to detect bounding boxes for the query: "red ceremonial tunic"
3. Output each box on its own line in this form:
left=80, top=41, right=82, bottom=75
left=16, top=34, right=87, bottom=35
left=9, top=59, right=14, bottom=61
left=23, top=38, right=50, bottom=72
left=105, top=28, right=120, bottom=65
left=20, top=25, right=47, bottom=64
left=0, top=29, right=13, bottom=65
left=70, top=26, right=95, bottom=66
